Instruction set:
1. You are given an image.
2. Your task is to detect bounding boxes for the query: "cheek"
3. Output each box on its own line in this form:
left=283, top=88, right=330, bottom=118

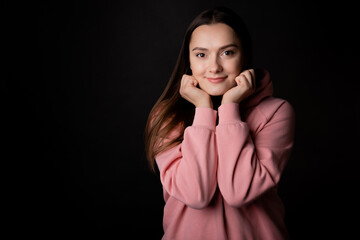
left=225, top=59, right=242, bottom=75
left=190, top=61, right=206, bottom=76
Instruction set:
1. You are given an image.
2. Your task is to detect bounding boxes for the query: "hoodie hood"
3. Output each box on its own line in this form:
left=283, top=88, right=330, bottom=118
left=240, top=69, right=273, bottom=110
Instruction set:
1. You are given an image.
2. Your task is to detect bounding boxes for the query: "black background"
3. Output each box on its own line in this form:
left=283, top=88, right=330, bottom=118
left=4, top=0, right=359, bottom=239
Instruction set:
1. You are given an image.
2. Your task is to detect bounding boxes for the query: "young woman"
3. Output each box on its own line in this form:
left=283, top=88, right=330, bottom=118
left=145, top=7, right=295, bottom=240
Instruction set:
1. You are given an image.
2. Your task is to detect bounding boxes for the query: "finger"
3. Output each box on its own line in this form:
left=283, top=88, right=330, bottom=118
left=182, top=75, right=198, bottom=90
left=180, top=74, right=192, bottom=92
left=181, top=75, right=192, bottom=86
left=248, top=69, right=256, bottom=90
left=180, top=75, right=187, bottom=88
left=248, top=69, right=255, bottom=80
left=242, top=70, right=253, bottom=87
left=235, top=74, right=246, bottom=86
left=191, top=78, right=198, bottom=87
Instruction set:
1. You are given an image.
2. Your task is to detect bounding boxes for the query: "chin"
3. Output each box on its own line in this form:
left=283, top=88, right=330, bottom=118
left=200, top=80, right=235, bottom=97
left=208, top=91, right=225, bottom=96
left=204, top=88, right=228, bottom=96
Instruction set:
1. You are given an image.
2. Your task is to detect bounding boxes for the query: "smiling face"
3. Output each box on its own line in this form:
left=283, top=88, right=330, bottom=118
left=189, top=23, right=243, bottom=96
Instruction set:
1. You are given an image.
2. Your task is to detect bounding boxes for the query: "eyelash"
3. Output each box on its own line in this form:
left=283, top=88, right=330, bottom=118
left=195, top=50, right=235, bottom=58
left=223, top=50, right=234, bottom=56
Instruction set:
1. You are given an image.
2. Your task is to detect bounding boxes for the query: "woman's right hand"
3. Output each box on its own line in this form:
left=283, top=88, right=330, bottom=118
left=179, top=74, right=212, bottom=108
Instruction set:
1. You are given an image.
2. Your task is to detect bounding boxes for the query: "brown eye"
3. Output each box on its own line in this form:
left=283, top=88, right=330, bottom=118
left=196, top=53, right=205, bottom=58
left=223, top=50, right=234, bottom=56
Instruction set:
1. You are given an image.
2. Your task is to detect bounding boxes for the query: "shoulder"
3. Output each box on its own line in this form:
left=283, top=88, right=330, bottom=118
left=256, top=97, right=295, bottom=122
left=244, top=97, right=295, bottom=136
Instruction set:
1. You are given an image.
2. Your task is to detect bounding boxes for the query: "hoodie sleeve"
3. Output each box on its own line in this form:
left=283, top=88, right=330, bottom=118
left=216, top=102, right=295, bottom=207
left=155, top=107, right=218, bottom=209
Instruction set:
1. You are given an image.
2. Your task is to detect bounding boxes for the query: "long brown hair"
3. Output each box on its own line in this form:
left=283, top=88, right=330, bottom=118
left=145, top=7, right=252, bottom=170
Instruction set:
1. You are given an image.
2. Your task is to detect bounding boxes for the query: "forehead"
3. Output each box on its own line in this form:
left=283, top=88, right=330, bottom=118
left=189, top=23, right=240, bottom=49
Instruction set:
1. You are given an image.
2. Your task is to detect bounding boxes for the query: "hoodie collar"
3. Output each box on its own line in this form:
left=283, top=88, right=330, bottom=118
left=240, top=69, right=273, bottom=110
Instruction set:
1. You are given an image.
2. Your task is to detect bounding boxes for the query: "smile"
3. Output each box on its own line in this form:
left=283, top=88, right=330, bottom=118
left=207, top=77, right=227, bottom=83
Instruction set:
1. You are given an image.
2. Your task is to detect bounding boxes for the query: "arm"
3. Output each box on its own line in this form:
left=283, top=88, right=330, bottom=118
left=155, top=107, right=218, bottom=209
left=216, top=102, right=295, bottom=207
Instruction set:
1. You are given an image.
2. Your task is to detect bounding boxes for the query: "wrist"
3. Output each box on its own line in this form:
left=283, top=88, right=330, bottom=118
left=195, top=101, right=213, bottom=108
left=221, top=99, right=232, bottom=104
left=195, top=96, right=213, bottom=108
left=221, top=97, right=239, bottom=105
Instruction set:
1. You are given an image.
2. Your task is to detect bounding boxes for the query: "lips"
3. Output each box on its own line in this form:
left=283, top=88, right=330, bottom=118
left=207, top=76, right=227, bottom=83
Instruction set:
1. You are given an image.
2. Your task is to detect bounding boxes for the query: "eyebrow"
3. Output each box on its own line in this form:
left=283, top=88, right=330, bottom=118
left=191, top=44, right=239, bottom=51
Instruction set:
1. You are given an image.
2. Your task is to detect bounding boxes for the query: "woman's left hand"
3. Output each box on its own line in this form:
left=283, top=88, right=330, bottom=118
left=222, top=69, right=256, bottom=104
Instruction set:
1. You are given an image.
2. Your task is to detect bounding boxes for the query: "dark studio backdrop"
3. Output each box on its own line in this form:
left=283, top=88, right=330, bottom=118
left=4, top=0, right=359, bottom=239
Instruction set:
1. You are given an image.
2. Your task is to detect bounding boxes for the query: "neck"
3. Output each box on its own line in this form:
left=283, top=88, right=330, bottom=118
left=211, top=96, right=222, bottom=110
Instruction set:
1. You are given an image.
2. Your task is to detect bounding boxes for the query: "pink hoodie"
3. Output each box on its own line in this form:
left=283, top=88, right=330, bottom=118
left=156, top=70, right=295, bottom=240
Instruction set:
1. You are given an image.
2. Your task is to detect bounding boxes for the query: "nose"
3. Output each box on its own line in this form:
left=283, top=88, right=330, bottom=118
left=208, top=56, right=223, bottom=73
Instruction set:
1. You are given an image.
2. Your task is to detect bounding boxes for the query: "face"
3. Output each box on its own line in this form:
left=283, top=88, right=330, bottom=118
left=189, top=23, right=243, bottom=96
